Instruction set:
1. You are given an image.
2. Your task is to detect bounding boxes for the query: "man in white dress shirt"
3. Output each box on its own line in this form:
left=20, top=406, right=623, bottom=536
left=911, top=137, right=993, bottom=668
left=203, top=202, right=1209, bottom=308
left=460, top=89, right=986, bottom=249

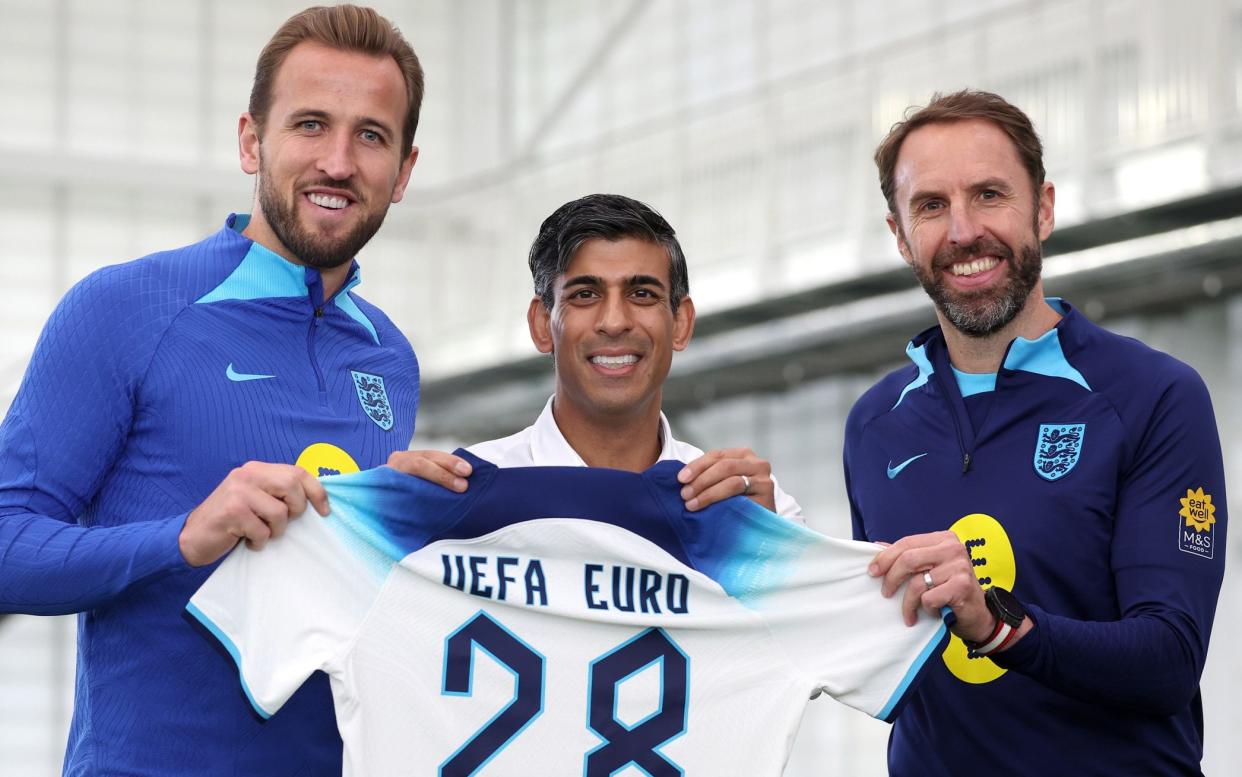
left=390, top=193, right=800, bottom=519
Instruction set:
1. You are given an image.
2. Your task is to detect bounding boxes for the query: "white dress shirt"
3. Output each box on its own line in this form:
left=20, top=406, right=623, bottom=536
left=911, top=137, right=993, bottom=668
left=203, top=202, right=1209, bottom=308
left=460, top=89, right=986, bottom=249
left=468, top=396, right=804, bottom=522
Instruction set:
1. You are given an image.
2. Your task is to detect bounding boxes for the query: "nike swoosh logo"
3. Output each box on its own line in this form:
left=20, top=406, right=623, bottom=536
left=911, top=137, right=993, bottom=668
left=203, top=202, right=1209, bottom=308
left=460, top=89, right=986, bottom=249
left=886, top=453, right=928, bottom=479
left=225, top=363, right=276, bottom=382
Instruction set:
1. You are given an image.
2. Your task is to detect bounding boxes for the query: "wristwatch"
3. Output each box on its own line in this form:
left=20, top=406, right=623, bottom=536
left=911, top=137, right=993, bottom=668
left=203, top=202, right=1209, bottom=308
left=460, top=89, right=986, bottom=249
left=966, top=586, right=1026, bottom=657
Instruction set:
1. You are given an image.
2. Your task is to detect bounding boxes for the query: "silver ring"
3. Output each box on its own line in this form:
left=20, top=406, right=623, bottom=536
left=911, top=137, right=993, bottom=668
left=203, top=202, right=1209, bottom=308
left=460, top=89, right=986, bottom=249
left=740, top=474, right=753, bottom=495
left=922, top=570, right=935, bottom=589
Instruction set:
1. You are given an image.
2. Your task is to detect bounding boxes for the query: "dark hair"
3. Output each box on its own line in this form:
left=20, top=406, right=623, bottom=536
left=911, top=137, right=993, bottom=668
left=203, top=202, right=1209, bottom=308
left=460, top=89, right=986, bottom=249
left=874, top=89, right=1045, bottom=216
left=528, top=194, right=690, bottom=313
left=249, top=5, right=425, bottom=154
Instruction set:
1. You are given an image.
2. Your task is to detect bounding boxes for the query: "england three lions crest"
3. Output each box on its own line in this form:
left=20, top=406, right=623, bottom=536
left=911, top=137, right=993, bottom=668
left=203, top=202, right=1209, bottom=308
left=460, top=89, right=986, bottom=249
left=1034, top=423, right=1085, bottom=481
left=351, top=370, right=393, bottom=431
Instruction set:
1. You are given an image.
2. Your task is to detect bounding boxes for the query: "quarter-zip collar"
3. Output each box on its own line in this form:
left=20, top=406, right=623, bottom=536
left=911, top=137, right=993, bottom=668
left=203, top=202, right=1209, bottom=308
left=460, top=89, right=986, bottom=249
left=896, top=299, right=1093, bottom=474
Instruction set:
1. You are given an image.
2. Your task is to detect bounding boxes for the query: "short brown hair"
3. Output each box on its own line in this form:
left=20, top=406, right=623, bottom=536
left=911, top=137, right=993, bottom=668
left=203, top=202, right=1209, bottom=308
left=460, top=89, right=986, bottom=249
left=249, top=5, right=425, bottom=154
left=874, top=90, right=1044, bottom=216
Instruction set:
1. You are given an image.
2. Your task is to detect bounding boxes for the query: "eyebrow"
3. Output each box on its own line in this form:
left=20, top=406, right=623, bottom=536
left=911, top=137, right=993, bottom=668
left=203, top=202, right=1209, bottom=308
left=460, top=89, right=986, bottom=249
left=562, top=274, right=667, bottom=290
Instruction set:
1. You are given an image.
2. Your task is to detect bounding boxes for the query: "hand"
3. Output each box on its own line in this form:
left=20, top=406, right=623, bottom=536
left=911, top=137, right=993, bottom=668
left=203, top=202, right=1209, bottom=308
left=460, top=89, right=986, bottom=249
left=386, top=449, right=472, bottom=492
left=179, top=462, right=329, bottom=567
left=677, top=447, right=776, bottom=512
left=868, top=530, right=995, bottom=643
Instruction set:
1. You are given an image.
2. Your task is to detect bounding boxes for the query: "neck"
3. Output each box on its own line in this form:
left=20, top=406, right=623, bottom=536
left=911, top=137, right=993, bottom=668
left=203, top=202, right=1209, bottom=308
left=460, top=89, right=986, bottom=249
left=551, top=395, right=664, bottom=472
left=941, top=289, right=1062, bottom=373
left=241, top=210, right=353, bottom=299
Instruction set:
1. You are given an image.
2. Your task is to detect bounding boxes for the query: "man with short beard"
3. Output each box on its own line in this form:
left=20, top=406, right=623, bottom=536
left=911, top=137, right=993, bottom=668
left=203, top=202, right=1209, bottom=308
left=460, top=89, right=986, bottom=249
left=0, top=6, right=422, bottom=775
left=846, top=90, right=1226, bottom=775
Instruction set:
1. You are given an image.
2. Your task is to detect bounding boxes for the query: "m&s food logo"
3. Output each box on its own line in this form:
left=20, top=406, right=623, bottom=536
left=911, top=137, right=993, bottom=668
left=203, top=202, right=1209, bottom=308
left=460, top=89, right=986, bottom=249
left=1177, top=487, right=1216, bottom=560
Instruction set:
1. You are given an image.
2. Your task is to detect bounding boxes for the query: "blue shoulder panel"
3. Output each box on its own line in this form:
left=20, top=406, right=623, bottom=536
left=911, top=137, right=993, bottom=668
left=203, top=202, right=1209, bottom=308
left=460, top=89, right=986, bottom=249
left=893, top=342, right=935, bottom=409
left=334, top=273, right=380, bottom=345
left=1003, top=327, right=1091, bottom=391
left=195, top=241, right=307, bottom=304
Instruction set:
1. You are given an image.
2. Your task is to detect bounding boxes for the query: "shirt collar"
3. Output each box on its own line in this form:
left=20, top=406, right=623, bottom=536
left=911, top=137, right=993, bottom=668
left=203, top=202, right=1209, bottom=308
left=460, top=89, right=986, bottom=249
left=528, top=396, right=677, bottom=466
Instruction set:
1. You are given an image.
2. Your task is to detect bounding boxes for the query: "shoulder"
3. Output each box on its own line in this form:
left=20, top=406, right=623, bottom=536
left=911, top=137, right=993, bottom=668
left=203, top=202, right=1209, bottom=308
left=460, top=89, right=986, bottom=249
left=342, top=291, right=416, bottom=356
left=63, top=227, right=248, bottom=314
left=47, top=229, right=246, bottom=348
left=845, top=364, right=920, bottom=442
left=467, top=426, right=535, bottom=467
left=1065, top=316, right=1212, bottom=416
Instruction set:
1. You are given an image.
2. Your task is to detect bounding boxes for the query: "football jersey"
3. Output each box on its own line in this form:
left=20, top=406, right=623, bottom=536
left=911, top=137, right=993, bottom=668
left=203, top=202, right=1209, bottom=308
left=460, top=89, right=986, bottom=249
left=189, top=454, right=947, bottom=776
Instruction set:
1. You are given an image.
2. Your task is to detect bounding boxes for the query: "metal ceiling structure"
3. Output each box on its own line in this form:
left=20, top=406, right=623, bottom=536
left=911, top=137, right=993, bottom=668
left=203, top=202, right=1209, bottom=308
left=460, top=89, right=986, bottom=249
left=416, top=184, right=1242, bottom=441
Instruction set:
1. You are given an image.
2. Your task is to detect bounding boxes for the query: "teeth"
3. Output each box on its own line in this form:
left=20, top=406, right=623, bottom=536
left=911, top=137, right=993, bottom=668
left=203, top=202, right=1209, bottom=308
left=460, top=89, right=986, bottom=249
left=591, top=355, right=638, bottom=367
left=308, top=193, right=348, bottom=209
left=950, top=256, right=1000, bottom=276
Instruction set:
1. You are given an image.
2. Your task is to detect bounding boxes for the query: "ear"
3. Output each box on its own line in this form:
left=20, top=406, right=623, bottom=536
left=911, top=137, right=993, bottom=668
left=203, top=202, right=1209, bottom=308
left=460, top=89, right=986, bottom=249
left=389, top=146, right=419, bottom=204
left=886, top=212, right=914, bottom=266
left=527, top=296, right=553, bottom=354
left=238, top=113, right=261, bottom=175
left=672, top=297, right=696, bottom=352
left=1036, top=181, right=1055, bottom=242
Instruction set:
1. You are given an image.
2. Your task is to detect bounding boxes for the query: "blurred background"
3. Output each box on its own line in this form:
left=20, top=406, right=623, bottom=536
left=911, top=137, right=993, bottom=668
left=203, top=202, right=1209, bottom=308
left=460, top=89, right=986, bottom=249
left=1, top=0, right=1240, bottom=773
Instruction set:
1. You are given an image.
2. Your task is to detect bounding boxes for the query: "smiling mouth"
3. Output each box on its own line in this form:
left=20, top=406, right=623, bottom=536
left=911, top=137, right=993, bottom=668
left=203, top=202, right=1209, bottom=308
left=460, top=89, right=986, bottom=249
left=590, top=354, right=639, bottom=368
left=306, top=193, right=351, bottom=210
left=949, top=256, right=1000, bottom=277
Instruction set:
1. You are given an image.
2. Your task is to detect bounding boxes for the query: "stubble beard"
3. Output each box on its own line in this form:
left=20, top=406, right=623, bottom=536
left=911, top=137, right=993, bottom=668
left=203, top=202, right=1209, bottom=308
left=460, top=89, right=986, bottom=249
left=256, top=160, right=390, bottom=271
left=910, top=232, right=1043, bottom=338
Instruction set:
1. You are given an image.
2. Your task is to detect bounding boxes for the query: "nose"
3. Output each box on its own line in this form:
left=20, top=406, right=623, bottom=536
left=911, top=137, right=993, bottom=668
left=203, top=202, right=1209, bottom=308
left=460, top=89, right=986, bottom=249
left=595, top=292, right=633, bottom=337
left=317, top=130, right=357, bottom=181
left=946, top=201, right=985, bottom=247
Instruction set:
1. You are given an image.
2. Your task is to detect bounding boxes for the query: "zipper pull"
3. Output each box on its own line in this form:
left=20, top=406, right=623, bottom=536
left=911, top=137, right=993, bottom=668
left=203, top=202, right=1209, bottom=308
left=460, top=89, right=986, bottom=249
left=962, top=453, right=972, bottom=473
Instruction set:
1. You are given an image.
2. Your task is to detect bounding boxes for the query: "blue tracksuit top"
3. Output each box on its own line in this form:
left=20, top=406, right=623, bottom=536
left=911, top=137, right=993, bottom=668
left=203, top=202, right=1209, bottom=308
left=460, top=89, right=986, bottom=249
left=845, top=300, right=1227, bottom=777
left=0, top=214, right=419, bottom=775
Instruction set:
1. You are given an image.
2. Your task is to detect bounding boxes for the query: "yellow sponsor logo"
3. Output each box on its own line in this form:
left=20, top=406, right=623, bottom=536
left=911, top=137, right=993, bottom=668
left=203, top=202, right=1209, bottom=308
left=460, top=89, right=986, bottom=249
left=1178, top=487, right=1216, bottom=559
left=1179, top=488, right=1216, bottom=533
left=295, top=443, right=360, bottom=478
left=942, top=513, right=1015, bottom=684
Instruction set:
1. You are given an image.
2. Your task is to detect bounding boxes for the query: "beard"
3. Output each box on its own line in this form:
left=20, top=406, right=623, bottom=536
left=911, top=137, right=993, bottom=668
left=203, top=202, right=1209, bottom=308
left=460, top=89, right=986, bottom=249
left=910, top=233, right=1043, bottom=338
left=256, top=161, right=390, bottom=270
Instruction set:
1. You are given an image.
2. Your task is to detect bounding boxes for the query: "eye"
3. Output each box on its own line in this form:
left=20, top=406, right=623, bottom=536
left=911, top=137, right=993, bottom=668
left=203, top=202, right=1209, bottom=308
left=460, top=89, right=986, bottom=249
left=568, top=288, right=599, bottom=301
left=299, top=120, right=322, bottom=132
left=631, top=288, right=661, bottom=303
left=980, top=189, right=999, bottom=200
left=361, top=129, right=383, bottom=144
left=919, top=199, right=944, bottom=213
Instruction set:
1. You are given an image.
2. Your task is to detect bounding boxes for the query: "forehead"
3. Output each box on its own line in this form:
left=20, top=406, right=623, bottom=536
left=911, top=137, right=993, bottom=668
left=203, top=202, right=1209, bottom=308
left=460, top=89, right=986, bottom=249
left=268, top=41, right=408, bottom=125
left=561, top=237, right=671, bottom=284
left=892, top=118, right=1030, bottom=200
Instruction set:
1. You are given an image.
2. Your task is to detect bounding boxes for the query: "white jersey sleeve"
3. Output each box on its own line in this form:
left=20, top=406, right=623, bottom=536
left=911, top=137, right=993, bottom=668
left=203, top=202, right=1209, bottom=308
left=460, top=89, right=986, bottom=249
left=186, top=472, right=406, bottom=718
left=684, top=498, right=944, bottom=720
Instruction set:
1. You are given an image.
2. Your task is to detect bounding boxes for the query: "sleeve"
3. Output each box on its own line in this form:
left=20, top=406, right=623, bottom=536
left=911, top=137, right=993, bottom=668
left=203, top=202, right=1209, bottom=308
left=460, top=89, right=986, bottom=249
left=992, top=369, right=1227, bottom=714
left=0, top=270, right=190, bottom=614
left=187, top=485, right=393, bottom=719
left=684, top=499, right=948, bottom=721
left=770, top=475, right=805, bottom=524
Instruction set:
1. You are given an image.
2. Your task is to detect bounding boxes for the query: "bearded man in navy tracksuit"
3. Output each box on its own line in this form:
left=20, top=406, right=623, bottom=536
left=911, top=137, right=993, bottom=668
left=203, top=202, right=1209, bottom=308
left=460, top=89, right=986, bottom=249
left=850, top=90, right=1226, bottom=776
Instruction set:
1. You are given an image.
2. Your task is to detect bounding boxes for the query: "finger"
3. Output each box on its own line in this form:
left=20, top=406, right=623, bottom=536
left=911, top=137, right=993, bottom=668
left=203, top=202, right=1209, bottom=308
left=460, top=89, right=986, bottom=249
left=680, top=454, right=770, bottom=500
left=297, top=468, right=330, bottom=516
left=246, top=489, right=293, bottom=541
left=387, top=450, right=470, bottom=492
left=869, top=531, right=952, bottom=577
left=902, top=567, right=944, bottom=626
left=239, top=513, right=274, bottom=551
left=880, top=545, right=946, bottom=597
left=684, top=474, right=768, bottom=511
left=677, top=449, right=723, bottom=485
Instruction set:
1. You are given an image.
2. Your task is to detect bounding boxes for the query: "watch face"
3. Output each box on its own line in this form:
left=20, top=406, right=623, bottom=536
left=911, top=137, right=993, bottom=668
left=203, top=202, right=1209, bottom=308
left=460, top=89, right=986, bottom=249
left=989, top=587, right=1026, bottom=626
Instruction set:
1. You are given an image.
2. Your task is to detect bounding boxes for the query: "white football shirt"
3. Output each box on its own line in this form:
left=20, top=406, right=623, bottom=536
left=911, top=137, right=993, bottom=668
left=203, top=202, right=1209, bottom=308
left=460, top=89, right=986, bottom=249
left=188, top=455, right=946, bottom=777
